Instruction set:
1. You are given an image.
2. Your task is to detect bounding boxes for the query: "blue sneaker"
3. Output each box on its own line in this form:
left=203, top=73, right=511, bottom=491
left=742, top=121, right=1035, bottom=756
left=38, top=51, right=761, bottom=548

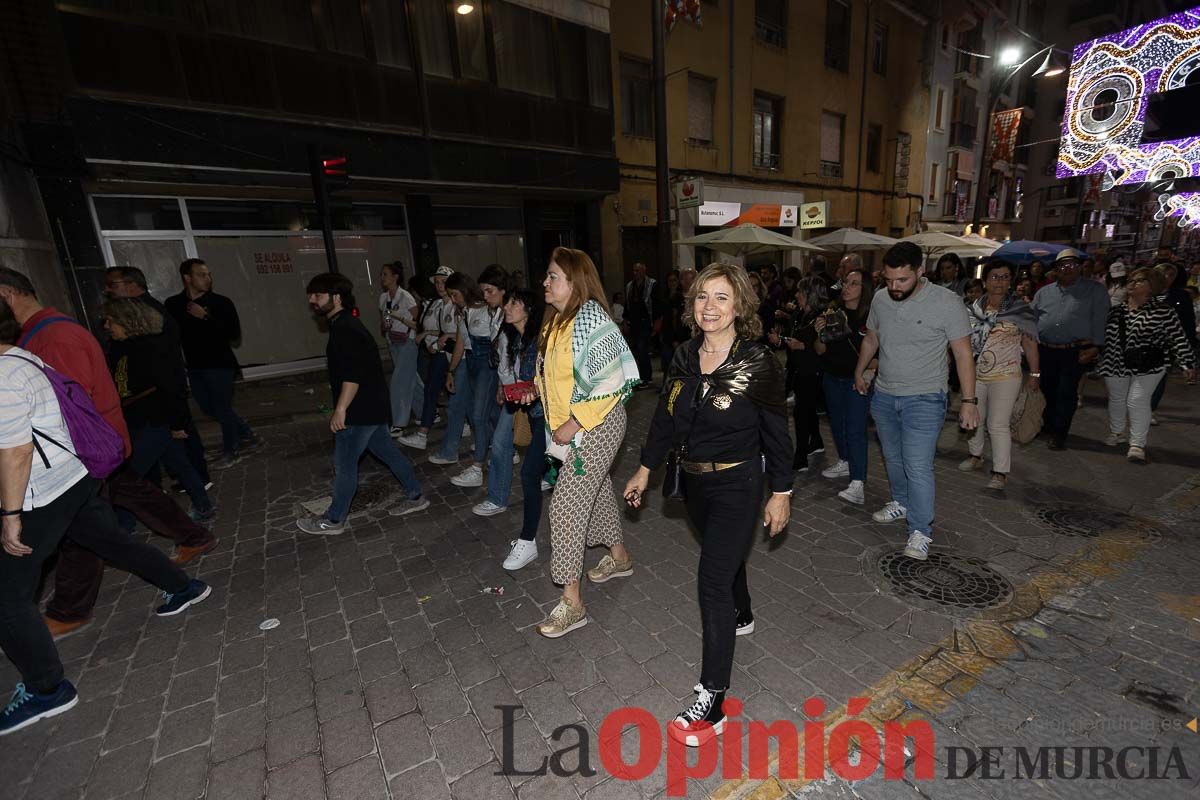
left=0, top=681, right=78, bottom=736
left=155, top=579, right=212, bottom=617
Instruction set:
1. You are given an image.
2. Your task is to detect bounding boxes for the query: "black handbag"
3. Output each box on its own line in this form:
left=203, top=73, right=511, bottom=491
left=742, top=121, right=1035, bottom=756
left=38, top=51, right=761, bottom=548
left=1120, top=309, right=1165, bottom=374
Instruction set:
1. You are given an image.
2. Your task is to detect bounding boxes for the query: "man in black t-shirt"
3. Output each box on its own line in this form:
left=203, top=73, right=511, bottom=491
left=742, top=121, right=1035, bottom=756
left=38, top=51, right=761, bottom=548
left=298, top=273, right=430, bottom=535
left=165, top=259, right=259, bottom=470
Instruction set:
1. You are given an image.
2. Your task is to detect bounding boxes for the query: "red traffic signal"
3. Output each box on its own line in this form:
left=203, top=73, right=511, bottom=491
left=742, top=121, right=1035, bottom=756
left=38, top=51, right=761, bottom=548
left=322, top=156, right=348, bottom=177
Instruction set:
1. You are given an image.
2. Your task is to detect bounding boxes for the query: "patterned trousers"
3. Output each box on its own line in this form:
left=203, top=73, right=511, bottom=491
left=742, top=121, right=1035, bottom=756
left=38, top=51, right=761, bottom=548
left=549, top=405, right=627, bottom=585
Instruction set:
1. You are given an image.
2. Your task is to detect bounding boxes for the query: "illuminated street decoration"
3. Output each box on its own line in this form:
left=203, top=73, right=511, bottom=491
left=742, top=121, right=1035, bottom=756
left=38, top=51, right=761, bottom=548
left=1154, top=192, right=1200, bottom=228
left=1057, top=7, right=1200, bottom=185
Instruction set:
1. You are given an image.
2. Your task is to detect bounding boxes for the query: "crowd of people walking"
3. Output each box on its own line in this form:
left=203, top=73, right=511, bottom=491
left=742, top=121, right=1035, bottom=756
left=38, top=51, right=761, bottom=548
left=0, top=236, right=1196, bottom=750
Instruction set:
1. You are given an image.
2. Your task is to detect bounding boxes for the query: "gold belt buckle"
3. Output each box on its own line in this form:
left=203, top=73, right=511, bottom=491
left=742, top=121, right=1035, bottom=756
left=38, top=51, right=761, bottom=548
left=682, top=460, right=745, bottom=474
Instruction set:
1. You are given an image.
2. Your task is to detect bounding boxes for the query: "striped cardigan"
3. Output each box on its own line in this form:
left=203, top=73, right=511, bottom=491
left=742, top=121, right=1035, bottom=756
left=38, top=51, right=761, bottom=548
left=1097, top=298, right=1197, bottom=377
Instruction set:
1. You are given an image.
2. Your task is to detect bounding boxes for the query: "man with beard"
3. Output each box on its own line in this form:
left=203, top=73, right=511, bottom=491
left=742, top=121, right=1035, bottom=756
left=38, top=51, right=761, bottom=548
left=297, top=273, right=429, bottom=535
left=853, top=242, right=979, bottom=560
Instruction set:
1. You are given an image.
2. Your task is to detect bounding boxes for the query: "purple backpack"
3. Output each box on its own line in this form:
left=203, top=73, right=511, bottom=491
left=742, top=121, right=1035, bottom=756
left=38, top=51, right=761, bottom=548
left=2, top=353, right=125, bottom=479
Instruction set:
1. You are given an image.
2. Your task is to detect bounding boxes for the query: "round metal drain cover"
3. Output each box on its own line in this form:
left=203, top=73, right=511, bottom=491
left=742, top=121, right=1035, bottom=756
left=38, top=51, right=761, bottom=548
left=1033, top=506, right=1150, bottom=538
left=877, top=551, right=1013, bottom=610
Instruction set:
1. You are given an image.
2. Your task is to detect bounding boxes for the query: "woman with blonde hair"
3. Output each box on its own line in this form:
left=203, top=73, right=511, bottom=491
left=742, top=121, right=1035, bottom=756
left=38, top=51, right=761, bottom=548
left=624, top=263, right=792, bottom=747
left=525, top=247, right=640, bottom=638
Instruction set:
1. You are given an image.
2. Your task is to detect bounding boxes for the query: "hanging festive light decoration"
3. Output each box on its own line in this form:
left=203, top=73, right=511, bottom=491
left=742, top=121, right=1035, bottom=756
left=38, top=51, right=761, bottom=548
left=1057, top=7, right=1200, bottom=186
left=1154, top=192, right=1200, bottom=228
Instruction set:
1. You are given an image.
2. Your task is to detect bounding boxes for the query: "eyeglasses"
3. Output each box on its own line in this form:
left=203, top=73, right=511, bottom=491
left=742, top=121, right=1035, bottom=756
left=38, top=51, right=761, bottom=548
left=987, top=274, right=1012, bottom=281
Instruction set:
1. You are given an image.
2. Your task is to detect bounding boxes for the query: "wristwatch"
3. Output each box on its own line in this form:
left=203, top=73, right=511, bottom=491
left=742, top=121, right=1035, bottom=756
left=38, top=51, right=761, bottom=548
left=961, top=398, right=979, bottom=405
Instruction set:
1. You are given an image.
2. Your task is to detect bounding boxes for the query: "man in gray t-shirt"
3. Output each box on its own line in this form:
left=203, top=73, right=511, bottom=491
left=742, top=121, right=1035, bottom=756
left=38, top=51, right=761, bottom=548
left=854, top=242, right=979, bottom=561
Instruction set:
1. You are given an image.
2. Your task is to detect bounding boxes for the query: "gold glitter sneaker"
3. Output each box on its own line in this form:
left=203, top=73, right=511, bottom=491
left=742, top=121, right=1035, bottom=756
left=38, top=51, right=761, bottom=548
left=585, top=554, right=634, bottom=584
left=536, top=596, right=588, bottom=639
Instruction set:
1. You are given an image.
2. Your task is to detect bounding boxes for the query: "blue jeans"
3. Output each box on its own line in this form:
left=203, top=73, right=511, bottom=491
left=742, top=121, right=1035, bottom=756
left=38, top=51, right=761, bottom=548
left=437, top=359, right=472, bottom=460
left=823, top=374, right=871, bottom=482
left=129, top=425, right=212, bottom=514
left=420, top=352, right=448, bottom=429
left=869, top=390, right=946, bottom=537
left=189, top=368, right=253, bottom=457
left=388, top=339, right=423, bottom=428
left=327, top=425, right=422, bottom=523
left=487, top=407, right=548, bottom=539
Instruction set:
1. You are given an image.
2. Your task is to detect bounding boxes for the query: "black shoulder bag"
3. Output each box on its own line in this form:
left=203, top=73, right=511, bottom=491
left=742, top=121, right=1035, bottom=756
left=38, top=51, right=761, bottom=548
left=1120, top=307, right=1164, bottom=374
left=662, top=378, right=707, bottom=500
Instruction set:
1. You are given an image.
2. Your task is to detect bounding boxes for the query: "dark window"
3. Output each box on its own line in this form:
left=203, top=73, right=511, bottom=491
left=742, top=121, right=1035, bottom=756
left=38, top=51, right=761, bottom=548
left=950, top=81, right=979, bottom=148
left=203, top=0, right=316, bottom=49
left=620, top=56, right=653, bottom=137
left=371, top=0, right=411, bottom=67
left=872, top=22, right=888, bottom=75
left=94, top=197, right=184, bottom=231
left=493, top=1, right=554, bottom=96
left=688, top=74, right=716, bottom=144
left=453, top=2, right=489, bottom=80
left=558, top=22, right=589, bottom=102
left=867, top=123, right=882, bottom=173
left=956, top=27, right=982, bottom=76
left=819, top=111, right=844, bottom=177
left=586, top=29, right=612, bottom=109
left=754, top=0, right=787, bottom=48
left=185, top=199, right=306, bottom=231
left=411, top=0, right=453, bottom=77
left=752, top=93, right=782, bottom=169
left=824, top=0, right=851, bottom=72
left=324, top=0, right=366, bottom=56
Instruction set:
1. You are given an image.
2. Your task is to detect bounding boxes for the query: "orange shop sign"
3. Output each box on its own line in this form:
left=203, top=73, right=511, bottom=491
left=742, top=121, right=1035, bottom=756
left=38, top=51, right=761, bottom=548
left=698, top=202, right=798, bottom=228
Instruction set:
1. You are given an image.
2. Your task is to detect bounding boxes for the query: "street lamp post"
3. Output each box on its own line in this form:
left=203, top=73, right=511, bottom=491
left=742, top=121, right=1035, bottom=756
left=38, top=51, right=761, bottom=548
left=970, top=45, right=1064, bottom=233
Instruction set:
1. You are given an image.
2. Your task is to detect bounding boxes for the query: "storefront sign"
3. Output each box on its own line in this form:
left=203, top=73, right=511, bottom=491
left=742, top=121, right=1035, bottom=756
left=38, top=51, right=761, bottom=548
left=697, top=201, right=741, bottom=226
left=672, top=177, right=704, bottom=209
left=800, top=201, right=828, bottom=230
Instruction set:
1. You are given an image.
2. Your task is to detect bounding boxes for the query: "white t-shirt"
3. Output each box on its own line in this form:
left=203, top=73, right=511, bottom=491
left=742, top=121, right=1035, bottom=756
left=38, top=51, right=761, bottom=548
left=379, top=288, right=417, bottom=335
left=0, top=348, right=89, bottom=510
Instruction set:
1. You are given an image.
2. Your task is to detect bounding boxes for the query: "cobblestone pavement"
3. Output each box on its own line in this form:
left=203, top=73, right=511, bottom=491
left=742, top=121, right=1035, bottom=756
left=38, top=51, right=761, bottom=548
left=2, top=374, right=1199, bottom=800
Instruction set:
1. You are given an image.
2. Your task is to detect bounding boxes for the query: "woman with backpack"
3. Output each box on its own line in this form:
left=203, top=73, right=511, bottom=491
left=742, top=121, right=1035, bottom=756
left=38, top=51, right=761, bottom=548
left=101, top=298, right=216, bottom=522
left=0, top=297, right=211, bottom=737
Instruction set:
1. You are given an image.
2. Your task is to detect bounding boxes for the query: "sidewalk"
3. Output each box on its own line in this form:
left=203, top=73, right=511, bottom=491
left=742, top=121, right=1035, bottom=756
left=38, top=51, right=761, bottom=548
left=2, top=373, right=1198, bottom=799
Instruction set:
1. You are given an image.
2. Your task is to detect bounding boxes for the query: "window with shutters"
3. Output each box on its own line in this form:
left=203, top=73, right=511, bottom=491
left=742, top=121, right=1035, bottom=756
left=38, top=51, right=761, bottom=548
left=819, top=111, right=844, bottom=177
left=824, top=0, right=851, bottom=72
left=950, top=80, right=978, bottom=148
left=620, top=56, right=653, bottom=137
left=755, top=0, right=787, bottom=48
left=894, top=132, right=912, bottom=192
left=752, top=93, right=782, bottom=169
left=688, top=74, right=716, bottom=145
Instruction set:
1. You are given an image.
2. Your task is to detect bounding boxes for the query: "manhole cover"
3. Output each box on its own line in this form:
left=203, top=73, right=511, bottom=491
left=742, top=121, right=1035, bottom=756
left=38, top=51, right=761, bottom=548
left=1031, top=505, right=1162, bottom=542
left=877, top=551, right=1013, bottom=610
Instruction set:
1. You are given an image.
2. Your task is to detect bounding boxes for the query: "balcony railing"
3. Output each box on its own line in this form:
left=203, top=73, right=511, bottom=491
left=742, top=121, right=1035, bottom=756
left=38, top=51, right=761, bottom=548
left=819, top=160, right=842, bottom=178
left=754, top=18, right=786, bottom=48
left=754, top=151, right=781, bottom=170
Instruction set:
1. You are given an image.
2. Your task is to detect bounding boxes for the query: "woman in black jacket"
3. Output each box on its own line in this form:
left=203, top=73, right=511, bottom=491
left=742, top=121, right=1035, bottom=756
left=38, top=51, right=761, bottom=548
left=812, top=268, right=875, bottom=504
left=102, top=298, right=215, bottom=521
left=768, top=278, right=828, bottom=470
left=623, top=263, right=793, bottom=749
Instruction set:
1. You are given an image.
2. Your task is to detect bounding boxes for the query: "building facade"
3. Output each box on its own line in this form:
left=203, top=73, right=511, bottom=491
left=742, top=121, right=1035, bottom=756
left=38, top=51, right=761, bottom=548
left=604, top=0, right=931, bottom=289
left=1, top=0, right=617, bottom=373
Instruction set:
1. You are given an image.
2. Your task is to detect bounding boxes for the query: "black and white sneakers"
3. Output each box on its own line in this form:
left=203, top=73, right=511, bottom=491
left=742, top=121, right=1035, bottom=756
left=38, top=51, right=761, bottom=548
left=735, top=610, right=755, bottom=636
left=668, top=684, right=727, bottom=747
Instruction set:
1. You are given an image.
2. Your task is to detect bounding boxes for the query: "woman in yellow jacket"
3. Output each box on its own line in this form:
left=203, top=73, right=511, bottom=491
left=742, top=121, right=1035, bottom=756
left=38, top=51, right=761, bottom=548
left=528, top=247, right=641, bottom=638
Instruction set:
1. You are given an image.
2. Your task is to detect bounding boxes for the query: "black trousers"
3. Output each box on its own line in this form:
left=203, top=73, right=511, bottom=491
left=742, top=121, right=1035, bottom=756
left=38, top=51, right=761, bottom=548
left=790, top=371, right=824, bottom=465
left=1039, top=345, right=1086, bottom=438
left=45, top=466, right=213, bottom=623
left=683, top=461, right=762, bottom=692
left=630, top=320, right=654, bottom=384
left=1, top=478, right=189, bottom=693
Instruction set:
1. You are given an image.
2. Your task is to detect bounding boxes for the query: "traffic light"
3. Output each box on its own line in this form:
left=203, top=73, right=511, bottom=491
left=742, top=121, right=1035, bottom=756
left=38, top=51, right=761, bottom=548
left=321, top=155, right=349, bottom=194
left=307, top=145, right=350, bottom=273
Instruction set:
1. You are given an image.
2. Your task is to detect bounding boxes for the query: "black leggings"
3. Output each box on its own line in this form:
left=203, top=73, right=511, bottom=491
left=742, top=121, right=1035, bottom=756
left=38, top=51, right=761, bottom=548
left=0, top=478, right=189, bottom=693
left=790, top=372, right=824, bottom=465
left=683, top=461, right=763, bottom=692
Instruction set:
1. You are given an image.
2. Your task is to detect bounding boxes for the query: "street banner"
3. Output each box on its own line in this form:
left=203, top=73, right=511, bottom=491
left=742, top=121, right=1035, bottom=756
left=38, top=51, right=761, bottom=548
left=990, top=109, right=1023, bottom=163
left=664, top=0, right=701, bottom=32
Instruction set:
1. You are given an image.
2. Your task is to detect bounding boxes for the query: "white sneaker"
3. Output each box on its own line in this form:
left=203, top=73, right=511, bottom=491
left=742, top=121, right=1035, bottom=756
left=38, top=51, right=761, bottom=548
left=428, top=452, right=458, bottom=466
left=502, top=539, right=538, bottom=570
left=1103, top=431, right=1127, bottom=447
left=512, top=453, right=520, bottom=465
left=872, top=501, right=907, bottom=523
left=451, top=464, right=483, bottom=487
left=540, top=479, right=553, bottom=492
left=398, top=431, right=427, bottom=450
left=903, top=531, right=932, bottom=560
left=821, top=460, right=850, bottom=479
left=464, top=423, right=472, bottom=438
left=838, top=480, right=865, bottom=506
left=1150, top=415, right=1159, bottom=426
left=472, top=500, right=507, bottom=517
left=389, top=426, right=405, bottom=439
